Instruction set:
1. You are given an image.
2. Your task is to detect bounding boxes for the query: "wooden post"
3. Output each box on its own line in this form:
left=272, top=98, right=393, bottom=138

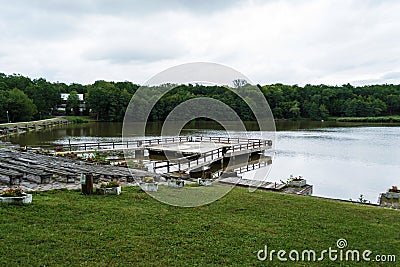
left=81, top=173, right=94, bottom=195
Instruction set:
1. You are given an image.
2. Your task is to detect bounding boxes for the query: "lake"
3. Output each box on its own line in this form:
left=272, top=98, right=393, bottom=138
left=4, top=121, right=400, bottom=203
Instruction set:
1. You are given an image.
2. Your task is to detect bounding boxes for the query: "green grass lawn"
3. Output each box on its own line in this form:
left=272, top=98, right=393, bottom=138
left=0, top=186, right=399, bottom=266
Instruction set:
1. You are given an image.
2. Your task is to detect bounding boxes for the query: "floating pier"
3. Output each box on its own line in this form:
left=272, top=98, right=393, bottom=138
left=146, top=136, right=272, bottom=174
left=218, top=176, right=313, bottom=196
left=53, top=136, right=272, bottom=176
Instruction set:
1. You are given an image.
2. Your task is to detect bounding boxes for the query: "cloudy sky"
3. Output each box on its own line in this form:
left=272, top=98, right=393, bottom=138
left=1, top=0, right=400, bottom=86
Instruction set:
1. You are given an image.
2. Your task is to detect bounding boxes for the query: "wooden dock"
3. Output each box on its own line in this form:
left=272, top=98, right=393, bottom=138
left=218, top=176, right=313, bottom=196
left=147, top=136, right=272, bottom=173
left=218, top=177, right=286, bottom=190
left=0, top=118, right=71, bottom=138
left=54, top=136, right=271, bottom=154
left=52, top=136, right=272, bottom=176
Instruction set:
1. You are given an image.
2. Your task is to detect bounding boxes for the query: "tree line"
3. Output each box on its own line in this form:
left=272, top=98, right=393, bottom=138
left=1, top=72, right=400, bottom=123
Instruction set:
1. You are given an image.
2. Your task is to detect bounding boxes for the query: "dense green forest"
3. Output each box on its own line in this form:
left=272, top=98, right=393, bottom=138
left=1, top=73, right=400, bottom=123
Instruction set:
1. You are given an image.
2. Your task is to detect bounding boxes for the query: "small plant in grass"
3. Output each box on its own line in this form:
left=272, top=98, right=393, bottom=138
left=100, top=181, right=120, bottom=188
left=1, top=187, right=24, bottom=197
left=350, top=194, right=370, bottom=204
left=358, top=194, right=370, bottom=203
left=134, top=194, right=146, bottom=200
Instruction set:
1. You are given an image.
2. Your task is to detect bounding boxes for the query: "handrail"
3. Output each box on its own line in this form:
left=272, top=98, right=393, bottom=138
left=58, top=136, right=271, bottom=152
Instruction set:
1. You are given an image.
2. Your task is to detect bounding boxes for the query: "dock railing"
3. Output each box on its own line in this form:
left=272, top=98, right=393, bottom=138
left=58, top=136, right=192, bottom=152
left=153, top=146, right=225, bottom=172
left=56, top=136, right=272, bottom=153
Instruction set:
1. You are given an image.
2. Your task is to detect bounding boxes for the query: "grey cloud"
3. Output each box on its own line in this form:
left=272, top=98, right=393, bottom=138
left=1, top=0, right=400, bottom=86
left=83, top=33, right=187, bottom=63
left=382, top=72, right=400, bottom=80
left=0, top=0, right=242, bottom=41
left=0, top=4, right=79, bottom=41
left=85, top=46, right=183, bottom=64
left=349, top=71, right=400, bottom=86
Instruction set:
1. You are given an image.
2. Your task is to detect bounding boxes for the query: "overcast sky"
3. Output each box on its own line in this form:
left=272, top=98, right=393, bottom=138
left=1, top=0, right=400, bottom=86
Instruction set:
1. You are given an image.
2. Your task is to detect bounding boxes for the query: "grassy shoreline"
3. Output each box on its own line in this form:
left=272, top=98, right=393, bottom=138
left=0, top=186, right=398, bottom=266
left=63, top=116, right=91, bottom=124
left=334, top=115, right=400, bottom=123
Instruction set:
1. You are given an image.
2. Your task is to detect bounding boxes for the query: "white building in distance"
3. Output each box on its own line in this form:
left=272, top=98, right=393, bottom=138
left=60, top=93, right=84, bottom=101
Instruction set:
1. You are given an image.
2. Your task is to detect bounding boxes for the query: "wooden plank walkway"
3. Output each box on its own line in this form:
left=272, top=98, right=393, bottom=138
left=0, top=118, right=71, bottom=137
left=218, top=176, right=313, bottom=196
left=0, top=149, right=158, bottom=186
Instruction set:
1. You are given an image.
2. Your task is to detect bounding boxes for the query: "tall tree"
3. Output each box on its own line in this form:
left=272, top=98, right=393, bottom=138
left=66, top=91, right=81, bottom=116
left=6, top=88, right=37, bottom=122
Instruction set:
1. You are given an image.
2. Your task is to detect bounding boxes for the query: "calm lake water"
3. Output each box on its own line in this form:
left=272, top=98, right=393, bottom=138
left=4, top=121, right=400, bottom=203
